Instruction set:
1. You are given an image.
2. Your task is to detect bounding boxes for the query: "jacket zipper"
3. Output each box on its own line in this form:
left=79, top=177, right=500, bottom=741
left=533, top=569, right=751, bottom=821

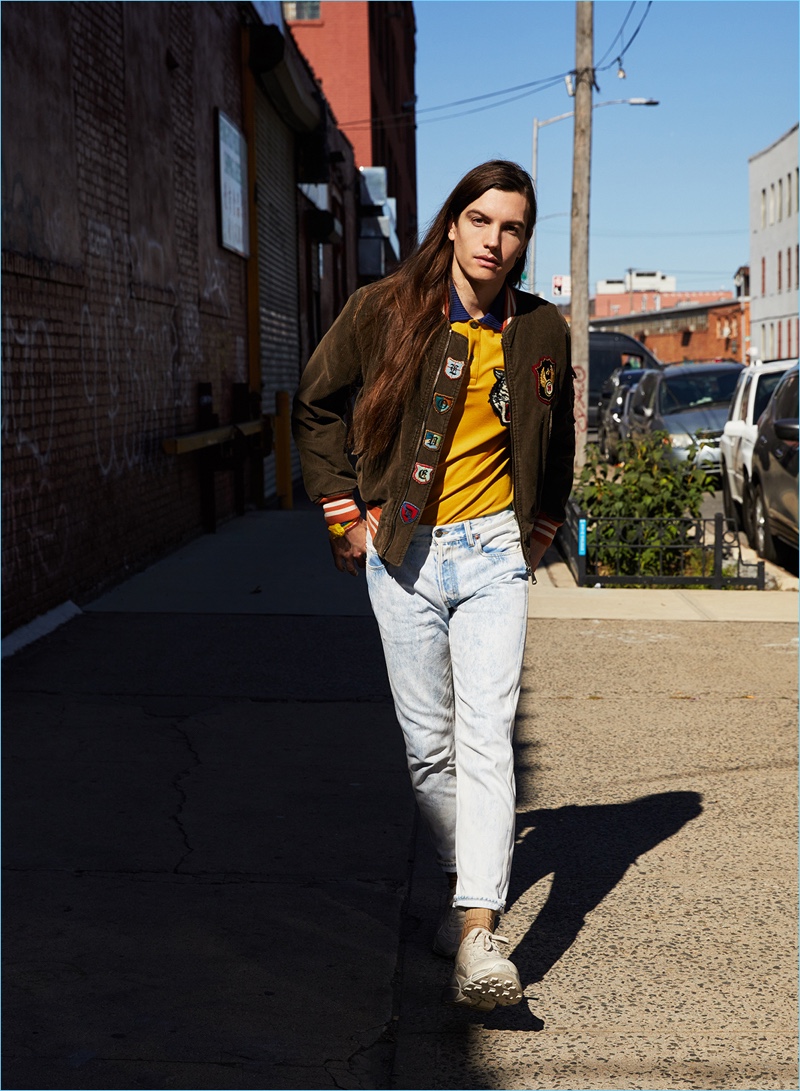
left=502, top=335, right=531, bottom=573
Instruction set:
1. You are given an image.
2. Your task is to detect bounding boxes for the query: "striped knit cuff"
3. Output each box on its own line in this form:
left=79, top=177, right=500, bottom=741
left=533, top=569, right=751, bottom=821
left=321, top=494, right=362, bottom=527
left=530, top=513, right=562, bottom=550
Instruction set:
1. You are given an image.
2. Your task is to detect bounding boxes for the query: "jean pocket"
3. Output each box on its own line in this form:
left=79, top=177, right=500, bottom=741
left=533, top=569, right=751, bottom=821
left=473, top=515, right=522, bottom=556
left=365, top=535, right=385, bottom=570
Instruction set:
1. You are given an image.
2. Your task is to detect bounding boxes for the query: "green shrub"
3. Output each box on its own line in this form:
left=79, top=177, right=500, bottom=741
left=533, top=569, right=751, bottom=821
left=571, top=433, right=716, bottom=578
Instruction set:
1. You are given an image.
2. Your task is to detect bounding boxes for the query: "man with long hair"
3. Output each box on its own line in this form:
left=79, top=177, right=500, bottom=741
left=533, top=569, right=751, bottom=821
left=293, top=160, right=575, bottom=1010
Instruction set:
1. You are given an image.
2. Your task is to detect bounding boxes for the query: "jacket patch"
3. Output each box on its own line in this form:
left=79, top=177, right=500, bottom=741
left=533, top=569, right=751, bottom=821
left=423, top=429, right=443, bottom=451
left=434, top=393, right=454, bottom=414
left=533, top=357, right=556, bottom=404
left=444, top=357, right=465, bottom=380
left=412, top=462, right=435, bottom=485
left=400, top=501, right=420, bottom=523
left=489, top=368, right=511, bottom=426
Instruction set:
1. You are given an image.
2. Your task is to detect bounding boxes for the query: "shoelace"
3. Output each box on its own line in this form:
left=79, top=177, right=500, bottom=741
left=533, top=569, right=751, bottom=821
left=475, top=930, right=510, bottom=953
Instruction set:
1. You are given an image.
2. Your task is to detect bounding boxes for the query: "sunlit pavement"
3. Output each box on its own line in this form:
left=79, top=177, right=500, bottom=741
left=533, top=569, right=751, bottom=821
left=3, top=508, right=797, bottom=1090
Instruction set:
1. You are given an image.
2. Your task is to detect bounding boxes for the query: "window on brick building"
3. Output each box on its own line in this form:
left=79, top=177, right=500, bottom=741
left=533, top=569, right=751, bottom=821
left=283, top=2, right=321, bottom=19
left=788, top=321, right=792, bottom=360
left=778, top=322, right=782, bottom=359
left=788, top=249, right=793, bottom=293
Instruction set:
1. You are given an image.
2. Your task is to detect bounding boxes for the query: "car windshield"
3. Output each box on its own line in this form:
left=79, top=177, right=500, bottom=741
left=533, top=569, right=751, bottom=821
left=659, top=370, right=740, bottom=415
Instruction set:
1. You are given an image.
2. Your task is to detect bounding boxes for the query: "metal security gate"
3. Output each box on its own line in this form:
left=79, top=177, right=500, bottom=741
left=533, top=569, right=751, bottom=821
left=254, top=90, right=301, bottom=501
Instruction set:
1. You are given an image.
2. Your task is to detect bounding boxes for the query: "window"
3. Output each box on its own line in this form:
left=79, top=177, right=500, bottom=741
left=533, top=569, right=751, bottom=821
left=282, top=2, right=321, bottom=19
left=761, top=256, right=766, bottom=296
left=769, top=184, right=775, bottom=224
left=789, top=249, right=793, bottom=293
left=778, top=322, right=782, bottom=359
left=778, top=178, right=783, bottom=221
left=788, top=173, right=793, bottom=217
left=778, top=250, right=782, bottom=293
left=761, top=189, right=767, bottom=228
left=774, top=370, right=798, bottom=419
left=788, top=322, right=793, bottom=360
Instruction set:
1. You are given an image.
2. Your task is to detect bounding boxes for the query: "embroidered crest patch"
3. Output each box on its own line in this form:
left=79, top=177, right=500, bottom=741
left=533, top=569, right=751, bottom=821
left=489, top=368, right=511, bottom=426
left=400, top=501, right=420, bottom=523
left=434, top=393, right=453, bottom=414
left=444, top=357, right=465, bottom=380
left=423, top=430, right=443, bottom=451
left=533, top=357, right=556, bottom=404
left=412, top=462, right=434, bottom=485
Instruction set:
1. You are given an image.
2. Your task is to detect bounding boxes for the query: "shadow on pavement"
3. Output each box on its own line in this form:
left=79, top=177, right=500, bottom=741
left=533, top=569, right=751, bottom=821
left=507, top=792, right=704, bottom=990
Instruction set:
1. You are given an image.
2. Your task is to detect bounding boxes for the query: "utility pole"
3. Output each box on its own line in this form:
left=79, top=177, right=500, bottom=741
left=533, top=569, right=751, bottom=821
left=570, top=0, right=593, bottom=469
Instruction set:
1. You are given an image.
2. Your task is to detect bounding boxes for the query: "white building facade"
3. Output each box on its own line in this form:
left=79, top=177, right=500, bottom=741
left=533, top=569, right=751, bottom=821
left=749, top=124, right=799, bottom=362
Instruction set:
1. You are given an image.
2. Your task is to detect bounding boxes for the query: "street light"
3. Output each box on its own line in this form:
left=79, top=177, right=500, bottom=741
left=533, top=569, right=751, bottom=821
left=526, top=98, right=658, bottom=295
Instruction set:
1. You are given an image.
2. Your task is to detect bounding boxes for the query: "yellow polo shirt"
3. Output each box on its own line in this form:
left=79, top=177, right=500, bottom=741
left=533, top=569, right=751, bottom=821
left=421, top=307, right=513, bottom=525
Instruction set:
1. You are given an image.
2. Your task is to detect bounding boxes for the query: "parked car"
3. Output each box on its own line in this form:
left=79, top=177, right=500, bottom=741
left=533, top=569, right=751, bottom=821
left=587, top=331, right=662, bottom=432
left=597, top=367, right=656, bottom=462
left=719, top=360, right=793, bottom=532
left=745, top=364, right=798, bottom=561
left=626, top=362, right=744, bottom=471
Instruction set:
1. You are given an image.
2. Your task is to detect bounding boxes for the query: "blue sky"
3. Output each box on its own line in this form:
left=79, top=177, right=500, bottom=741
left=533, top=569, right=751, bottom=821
left=413, top=1, right=799, bottom=298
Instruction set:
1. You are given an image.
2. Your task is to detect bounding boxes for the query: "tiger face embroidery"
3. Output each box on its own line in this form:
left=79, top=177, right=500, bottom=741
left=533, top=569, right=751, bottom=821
left=489, top=368, right=511, bottom=426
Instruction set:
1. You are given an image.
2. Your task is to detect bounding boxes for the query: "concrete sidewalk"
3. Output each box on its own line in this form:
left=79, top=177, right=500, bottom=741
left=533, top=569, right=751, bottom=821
left=3, top=510, right=798, bottom=1090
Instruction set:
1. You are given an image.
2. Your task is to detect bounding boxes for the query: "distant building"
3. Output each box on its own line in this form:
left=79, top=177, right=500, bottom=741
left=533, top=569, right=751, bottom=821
left=593, top=270, right=733, bottom=319
left=589, top=293, right=750, bottom=365
left=749, top=123, right=799, bottom=362
left=284, top=0, right=417, bottom=274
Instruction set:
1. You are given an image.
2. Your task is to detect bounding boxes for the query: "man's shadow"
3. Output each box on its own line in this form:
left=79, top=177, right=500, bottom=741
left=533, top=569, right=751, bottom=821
left=506, top=791, right=704, bottom=988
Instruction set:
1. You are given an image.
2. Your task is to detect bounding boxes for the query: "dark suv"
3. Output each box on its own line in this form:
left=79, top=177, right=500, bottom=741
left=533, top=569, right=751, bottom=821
left=748, top=364, right=798, bottom=561
left=588, top=331, right=662, bottom=431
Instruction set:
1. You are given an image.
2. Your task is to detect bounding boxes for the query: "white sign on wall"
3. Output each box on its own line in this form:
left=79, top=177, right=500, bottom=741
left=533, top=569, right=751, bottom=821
left=217, top=110, right=249, bottom=258
left=552, top=275, right=571, bottom=297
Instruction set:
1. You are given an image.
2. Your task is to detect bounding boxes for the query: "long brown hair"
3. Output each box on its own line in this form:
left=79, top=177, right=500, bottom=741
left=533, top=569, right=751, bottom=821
left=350, top=160, right=537, bottom=459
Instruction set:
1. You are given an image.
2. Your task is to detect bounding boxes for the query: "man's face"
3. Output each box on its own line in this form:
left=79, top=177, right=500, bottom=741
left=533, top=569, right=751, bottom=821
left=448, top=188, right=529, bottom=289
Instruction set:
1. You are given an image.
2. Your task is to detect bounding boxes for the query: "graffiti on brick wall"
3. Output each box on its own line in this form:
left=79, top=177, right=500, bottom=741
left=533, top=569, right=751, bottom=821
left=572, top=363, right=588, bottom=441
left=2, top=171, right=73, bottom=261
left=2, top=315, right=71, bottom=594
left=201, top=256, right=230, bottom=316
left=80, top=219, right=199, bottom=478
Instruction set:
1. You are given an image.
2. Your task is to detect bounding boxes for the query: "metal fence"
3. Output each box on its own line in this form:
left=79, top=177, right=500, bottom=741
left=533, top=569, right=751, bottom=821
left=557, top=500, right=765, bottom=589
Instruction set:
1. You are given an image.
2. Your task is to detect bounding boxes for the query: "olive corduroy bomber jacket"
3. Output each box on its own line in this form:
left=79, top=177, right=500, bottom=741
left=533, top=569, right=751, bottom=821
left=291, top=284, right=576, bottom=570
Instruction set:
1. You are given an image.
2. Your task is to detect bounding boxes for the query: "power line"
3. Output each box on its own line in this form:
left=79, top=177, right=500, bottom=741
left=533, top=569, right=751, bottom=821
left=342, top=0, right=654, bottom=130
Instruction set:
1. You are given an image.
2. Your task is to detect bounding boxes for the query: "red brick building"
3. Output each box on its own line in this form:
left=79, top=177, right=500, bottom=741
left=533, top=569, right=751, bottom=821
left=285, top=1, right=418, bottom=259
left=2, top=2, right=359, bottom=635
left=590, top=298, right=751, bottom=365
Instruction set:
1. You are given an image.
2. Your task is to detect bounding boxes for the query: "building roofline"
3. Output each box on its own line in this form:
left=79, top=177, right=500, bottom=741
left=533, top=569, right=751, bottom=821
left=748, top=122, right=799, bottom=163
left=590, top=297, right=745, bottom=328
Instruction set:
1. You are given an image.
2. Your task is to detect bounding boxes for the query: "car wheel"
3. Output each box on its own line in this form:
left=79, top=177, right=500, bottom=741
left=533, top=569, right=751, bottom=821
left=753, top=482, right=777, bottom=562
left=742, top=480, right=756, bottom=547
left=598, top=426, right=608, bottom=460
left=607, top=431, right=619, bottom=463
left=720, top=461, right=740, bottom=529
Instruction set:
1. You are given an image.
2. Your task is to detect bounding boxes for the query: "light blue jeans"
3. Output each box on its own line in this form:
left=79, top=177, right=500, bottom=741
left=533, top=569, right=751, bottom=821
left=366, top=508, right=529, bottom=911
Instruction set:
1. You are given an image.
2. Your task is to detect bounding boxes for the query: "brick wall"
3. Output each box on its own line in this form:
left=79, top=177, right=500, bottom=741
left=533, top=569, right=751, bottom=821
left=2, top=3, right=249, bottom=634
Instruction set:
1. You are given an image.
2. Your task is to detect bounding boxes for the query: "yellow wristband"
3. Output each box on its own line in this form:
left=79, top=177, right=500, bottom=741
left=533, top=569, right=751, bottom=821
left=327, top=519, right=359, bottom=538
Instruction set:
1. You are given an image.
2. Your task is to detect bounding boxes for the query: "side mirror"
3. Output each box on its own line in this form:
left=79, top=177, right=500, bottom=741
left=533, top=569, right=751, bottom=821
left=724, top=420, right=746, bottom=438
left=775, top=419, right=799, bottom=443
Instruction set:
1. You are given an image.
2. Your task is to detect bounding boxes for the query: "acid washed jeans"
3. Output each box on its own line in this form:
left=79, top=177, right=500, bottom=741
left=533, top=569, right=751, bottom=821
left=365, top=507, right=530, bottom=912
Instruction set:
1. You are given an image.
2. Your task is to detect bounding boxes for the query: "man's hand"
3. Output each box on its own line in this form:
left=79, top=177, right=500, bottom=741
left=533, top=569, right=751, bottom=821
left=528, top=532, right=548, bottom=575
left=330, top=519, right=368, bottom=576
